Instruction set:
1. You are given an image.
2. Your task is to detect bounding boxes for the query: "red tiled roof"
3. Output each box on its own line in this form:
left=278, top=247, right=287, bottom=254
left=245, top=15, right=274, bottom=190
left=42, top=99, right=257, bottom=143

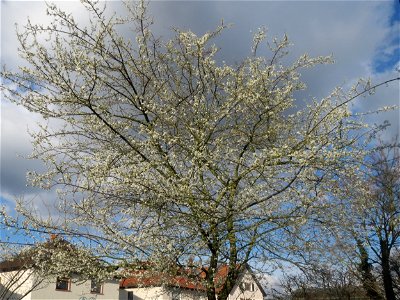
left=120, top=264, right=238, bottom=293
left=0, top=256, right=32, bottom=272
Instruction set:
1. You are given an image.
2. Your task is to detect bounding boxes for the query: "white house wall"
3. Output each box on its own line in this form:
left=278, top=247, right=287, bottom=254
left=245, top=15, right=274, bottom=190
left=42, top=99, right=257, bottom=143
left=228, top=270, right=265, bottom=300
left=122, top=287, right=208, bottom=300
left=0, top=269, right=34, bottom=300
left=175, top=288, right=207, bottom=300
left=30, top=277, right=120, bottom=300
left=122, top=286, right=170, bottom=300
left=1, top=269, right=266, bottom=300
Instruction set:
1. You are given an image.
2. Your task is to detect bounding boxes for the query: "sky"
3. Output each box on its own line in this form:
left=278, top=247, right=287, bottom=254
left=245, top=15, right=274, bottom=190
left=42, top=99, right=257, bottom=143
left=0, top=0, right=399, bottom=239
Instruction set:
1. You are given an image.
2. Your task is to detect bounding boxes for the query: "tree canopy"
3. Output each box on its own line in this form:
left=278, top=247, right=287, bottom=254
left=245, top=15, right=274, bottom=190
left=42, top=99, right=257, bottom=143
left=1, top=1, right=398, bottom=299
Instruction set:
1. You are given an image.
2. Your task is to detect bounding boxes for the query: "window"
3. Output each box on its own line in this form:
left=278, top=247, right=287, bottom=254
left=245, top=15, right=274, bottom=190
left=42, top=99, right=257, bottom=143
left=128, top=291, right=133, bottom=300
left=55, top=277, right=70, bottom=291
left=90, top=279, right=103, bottom=294
left=240, top=282, right=255, bottom=292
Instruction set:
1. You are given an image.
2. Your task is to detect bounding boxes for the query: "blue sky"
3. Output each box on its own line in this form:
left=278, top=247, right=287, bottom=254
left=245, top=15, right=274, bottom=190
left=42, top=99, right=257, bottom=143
left=1, top=0, right=399, bottom=248
left=372, top=1, right=400, bottom=73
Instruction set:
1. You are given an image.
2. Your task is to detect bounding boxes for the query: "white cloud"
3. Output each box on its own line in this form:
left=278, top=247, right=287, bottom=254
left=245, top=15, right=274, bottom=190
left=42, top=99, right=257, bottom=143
left=1, top=77, right=46, bottom=195
left=1, top=0, right=398, bottom=215
left=1, top=189, right=59, bottom=217
left=351, top=68, right=400, bottom=142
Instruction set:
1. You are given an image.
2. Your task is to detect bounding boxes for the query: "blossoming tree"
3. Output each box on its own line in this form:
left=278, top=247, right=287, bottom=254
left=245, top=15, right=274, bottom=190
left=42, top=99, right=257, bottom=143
left=1, top=1, right=398, bottom=299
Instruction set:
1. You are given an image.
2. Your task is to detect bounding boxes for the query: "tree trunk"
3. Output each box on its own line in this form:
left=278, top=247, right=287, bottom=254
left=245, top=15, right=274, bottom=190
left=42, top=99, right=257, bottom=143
left=206, top=289, right=217, bottom=300
left=206, top=241, right=219, bottom=300
left=357, top=240, right=384, bottom=300
left=218, top=202, right=238, bottom=300
left=380, top=240, right=396, bottom=300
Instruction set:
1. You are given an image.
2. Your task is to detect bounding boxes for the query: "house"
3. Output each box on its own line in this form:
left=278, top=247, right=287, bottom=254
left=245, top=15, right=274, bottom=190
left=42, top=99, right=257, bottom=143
left=120, top=264, right=267, bottom=300
left=0, top=239, right=267, bottom=299
left=0, top=252, right=121, bottom=300
left=1, top=261, right=266, bottom=300
left=0, top=272, right=121, bottom=300
left=0, top=237, right=122, bottom=300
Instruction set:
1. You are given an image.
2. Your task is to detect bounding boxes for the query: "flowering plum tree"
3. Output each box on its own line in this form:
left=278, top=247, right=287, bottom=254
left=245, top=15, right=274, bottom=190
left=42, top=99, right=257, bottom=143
left=1, top=1, right=398, bottom=299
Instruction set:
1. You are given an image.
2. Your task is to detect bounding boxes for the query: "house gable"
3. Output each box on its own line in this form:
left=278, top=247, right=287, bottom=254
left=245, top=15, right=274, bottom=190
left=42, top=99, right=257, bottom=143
left=120, top=264, right=266, bottom=300
left=228, top=267, right=266, bottom=300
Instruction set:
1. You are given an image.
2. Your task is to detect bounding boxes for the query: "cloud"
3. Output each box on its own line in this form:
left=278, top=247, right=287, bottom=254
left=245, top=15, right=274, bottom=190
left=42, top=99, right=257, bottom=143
left=351, top=69, right=400, bottom=142
left=146, top=1, right=399, bottom=138
left=1, top=96, right=44, bottom=196
left=1, top=189, right=59, bottom=218
left=0, top=0, right=96, bottom=201
left=1, top=0, right=398, bottom=214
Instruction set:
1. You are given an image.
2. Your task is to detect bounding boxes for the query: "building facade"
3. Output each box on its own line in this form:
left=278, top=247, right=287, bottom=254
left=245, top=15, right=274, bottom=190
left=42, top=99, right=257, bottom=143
left=1, top=264, right=266, bottom=300
left=120, top=266, right=266, bottom=300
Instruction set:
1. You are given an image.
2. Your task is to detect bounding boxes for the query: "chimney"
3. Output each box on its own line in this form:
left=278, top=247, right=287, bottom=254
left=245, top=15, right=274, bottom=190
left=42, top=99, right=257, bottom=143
left=50, top=234, right=58, bottom=241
